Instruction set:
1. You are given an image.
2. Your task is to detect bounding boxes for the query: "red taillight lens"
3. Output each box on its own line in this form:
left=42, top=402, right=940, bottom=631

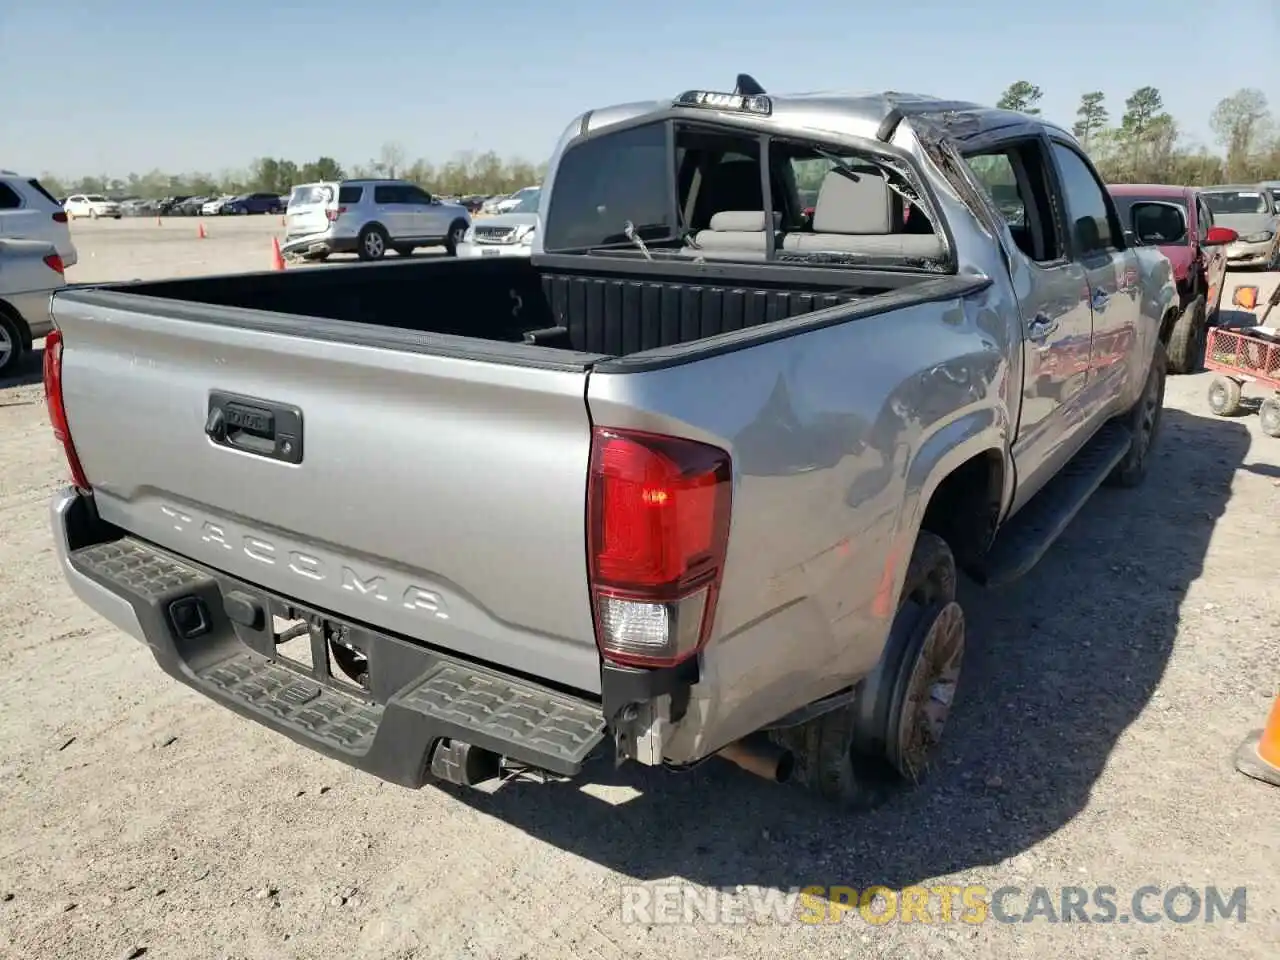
left=325, top=206, right=346, bottom=222
left=587, top=427, right=731, bottom=668
left=52, top=211, right=68, bottom=223
left=43, top=253, right=64, bottom=275
left=42, top=330, right=91, bottom=492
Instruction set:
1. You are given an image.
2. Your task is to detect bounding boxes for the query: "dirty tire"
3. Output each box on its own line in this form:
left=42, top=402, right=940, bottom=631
left=1259, top=397, right=1280, bottom=438
left=1207, top=376, right=1243, bottom=417
left=0, top=310, right=25, bottom=378
left=1106, top=341, right=1166, bottom=488
left=769, top=531, right=963, bottom=809
left=1165, top=297, right=1205, bottom=375
left=357, top=224, right=389, bottom=261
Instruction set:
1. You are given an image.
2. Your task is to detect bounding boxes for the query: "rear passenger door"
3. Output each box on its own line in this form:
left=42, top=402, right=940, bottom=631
left=1046, top=139, right=1140, bottom=412
left=372, top=184, right=411, bottom=239
left=404, top=185, right=443, bottom=238
left=963, top=139, right=1096, bottom=514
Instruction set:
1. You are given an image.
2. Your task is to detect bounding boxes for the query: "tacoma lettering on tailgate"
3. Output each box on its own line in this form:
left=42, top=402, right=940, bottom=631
left=158, top=504, right=449, bottom=619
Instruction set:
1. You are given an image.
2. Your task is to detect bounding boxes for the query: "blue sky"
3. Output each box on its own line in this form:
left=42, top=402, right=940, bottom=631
left=3, top=0, right=1277, bottom=178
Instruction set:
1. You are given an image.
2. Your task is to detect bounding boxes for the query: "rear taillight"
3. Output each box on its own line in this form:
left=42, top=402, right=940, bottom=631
left=43, top=253, right=64, bottom=275
left=325, top=206, right=346, bottom=222
left=587, top=427, right=732, bottom=668
left=52, top=211, right=68, bottom=223
left=43, top=330, right=91, bottom=491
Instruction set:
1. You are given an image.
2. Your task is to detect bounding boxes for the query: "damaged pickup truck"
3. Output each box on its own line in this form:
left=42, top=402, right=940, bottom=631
left=47, top=77, right=1175, bottom=807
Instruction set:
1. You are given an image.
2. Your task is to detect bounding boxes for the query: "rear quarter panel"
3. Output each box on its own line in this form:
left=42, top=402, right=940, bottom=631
left=587, top=282, right=1017, bottom=760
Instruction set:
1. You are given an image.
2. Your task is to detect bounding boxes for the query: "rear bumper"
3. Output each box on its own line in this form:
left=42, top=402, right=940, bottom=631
left=279, top=233, right=358, bottom=257
left=51, top=488, right=610, bottom=786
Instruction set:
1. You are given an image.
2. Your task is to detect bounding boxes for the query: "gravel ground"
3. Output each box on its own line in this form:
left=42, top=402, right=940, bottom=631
left=1, top=219, right=1277, bottom=959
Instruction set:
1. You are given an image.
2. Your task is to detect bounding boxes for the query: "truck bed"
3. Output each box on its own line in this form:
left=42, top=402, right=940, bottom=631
left=98, top=255, right=928, bottom=360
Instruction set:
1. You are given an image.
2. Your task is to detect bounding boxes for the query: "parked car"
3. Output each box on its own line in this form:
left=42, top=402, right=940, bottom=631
left=222, top=193, right=286, bottom=216
left=457, top=187, right=540, bottom=258
left=47, top=80, right=1173, bottom=809
left=0, top=171, right=77, bottom=267
left=495, top=186, right=540, bottom=214
left=281, top=179, right=471, bottom=261
left=174, top=197, right=209, bottom=216
left=64, top=194, right=122, bottom=220
left=200, top=196, right=237, bottom=216
left=1200, top=184, right=1280, bottom=269
left=1107, top=184, right=1238, bottom=373
left=0, top=238, right=65, bottom=376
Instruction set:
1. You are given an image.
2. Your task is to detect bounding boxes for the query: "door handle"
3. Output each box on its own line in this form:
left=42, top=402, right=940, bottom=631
left=1026, top=314, right=1059, bottom=343
left=206, top=391, right=304, bottom=464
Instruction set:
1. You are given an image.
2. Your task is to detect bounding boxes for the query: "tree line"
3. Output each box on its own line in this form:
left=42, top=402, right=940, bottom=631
left=39, top=146, right=548, bottom=201
left=996, top=82, right=1277, bottom=185
left=37, top=85, right=1280, bottom=200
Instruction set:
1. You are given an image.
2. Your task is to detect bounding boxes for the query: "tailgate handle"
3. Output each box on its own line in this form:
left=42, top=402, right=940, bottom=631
left=206, top=391, right=304, bottom=464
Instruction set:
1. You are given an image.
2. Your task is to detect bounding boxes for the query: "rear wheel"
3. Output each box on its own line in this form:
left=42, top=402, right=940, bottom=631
left=0, top=311, right=26, bottom=378
left=1207, top=376, right=1243, bottom=417
left=1259, top=397, right=1280, bottom=438
left=769, top=531, right=964, bottom=809
left=357, top=224, right=389, bottom=261
left=1106, top=341, right=1166, bottom=488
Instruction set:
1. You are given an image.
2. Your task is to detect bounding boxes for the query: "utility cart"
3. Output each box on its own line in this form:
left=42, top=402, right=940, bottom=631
left=1204, top=284, right=1280, bottom=436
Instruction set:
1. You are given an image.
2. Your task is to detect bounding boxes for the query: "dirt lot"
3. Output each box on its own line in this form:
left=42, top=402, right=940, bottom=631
left=1, top=219, right=1278, bottom=960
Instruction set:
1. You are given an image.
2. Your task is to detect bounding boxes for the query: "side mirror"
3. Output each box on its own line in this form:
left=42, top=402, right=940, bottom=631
left=1129, top=201, right=1187, bottom=245
left=1204, top=225, right=1238, bottom=246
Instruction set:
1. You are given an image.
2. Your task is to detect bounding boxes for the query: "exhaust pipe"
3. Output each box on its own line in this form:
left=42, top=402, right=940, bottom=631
left=717, top=737, right=794, bottom=783
left=429, top=738, right=501, bottom=787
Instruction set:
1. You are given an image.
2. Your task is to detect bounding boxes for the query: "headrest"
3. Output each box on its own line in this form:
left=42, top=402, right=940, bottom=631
left=708, top=210, right=781, bottom=232
left=813, top=169, right=896, bottom=234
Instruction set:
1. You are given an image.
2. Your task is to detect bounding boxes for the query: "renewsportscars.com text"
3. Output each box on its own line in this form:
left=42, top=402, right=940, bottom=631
left=620, top=883, right=1249, bottom=926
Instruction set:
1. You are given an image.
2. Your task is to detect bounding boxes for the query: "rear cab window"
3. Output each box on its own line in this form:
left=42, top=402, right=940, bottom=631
left=541, top=115, right=950, bottom=271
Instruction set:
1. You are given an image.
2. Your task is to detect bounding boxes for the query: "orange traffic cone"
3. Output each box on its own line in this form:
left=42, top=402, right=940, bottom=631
left=271, top=237, right=285, bottom=271
left=197, top=222, right=207, bottom=239
left=1236, top=691, right=1280, bottom=787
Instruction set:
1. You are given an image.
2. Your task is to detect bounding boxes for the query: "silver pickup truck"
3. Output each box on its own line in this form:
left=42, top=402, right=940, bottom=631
left=47, top=78, right=1176, bottom=808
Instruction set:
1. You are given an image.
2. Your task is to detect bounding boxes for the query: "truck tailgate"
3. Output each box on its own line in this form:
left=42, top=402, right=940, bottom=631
left=53, top=294, right=604, bottom=694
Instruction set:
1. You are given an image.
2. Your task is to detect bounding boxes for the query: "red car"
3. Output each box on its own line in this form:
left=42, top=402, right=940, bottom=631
left=1107, top=184, right=1238, bottom=374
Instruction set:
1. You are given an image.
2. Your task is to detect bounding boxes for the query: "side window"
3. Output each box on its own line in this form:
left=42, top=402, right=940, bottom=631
left=1049, top=142, right=1116, bottom=255
left=962, top=140, right=1062, bottom=263
left=542, top=122, right=673, bottom=252
left=1196, top=197, right=1210, bottom=242
left=407, top=186, right=433, bottom=205
left=337, top=185, right=362, bottom=205
left=0, top=183, right=22, bottom=209
left=965, top=154, right=1026, bottom=228
left=373, top=185, right=399, bottom=204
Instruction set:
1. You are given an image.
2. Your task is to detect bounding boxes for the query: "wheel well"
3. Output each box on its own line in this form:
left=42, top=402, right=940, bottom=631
left=919, top=450, right=1003, bottom=570
left=1158, top=306, right=1180, bottom=345
left=0, top=299, right=32, bottom=349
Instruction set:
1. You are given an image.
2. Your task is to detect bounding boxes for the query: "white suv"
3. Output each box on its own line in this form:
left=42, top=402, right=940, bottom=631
left=0, top=172, right=78, bottom=266
left=63, top=194, right=122, bottom=220
left=282, top=179, right=472, bottom=261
